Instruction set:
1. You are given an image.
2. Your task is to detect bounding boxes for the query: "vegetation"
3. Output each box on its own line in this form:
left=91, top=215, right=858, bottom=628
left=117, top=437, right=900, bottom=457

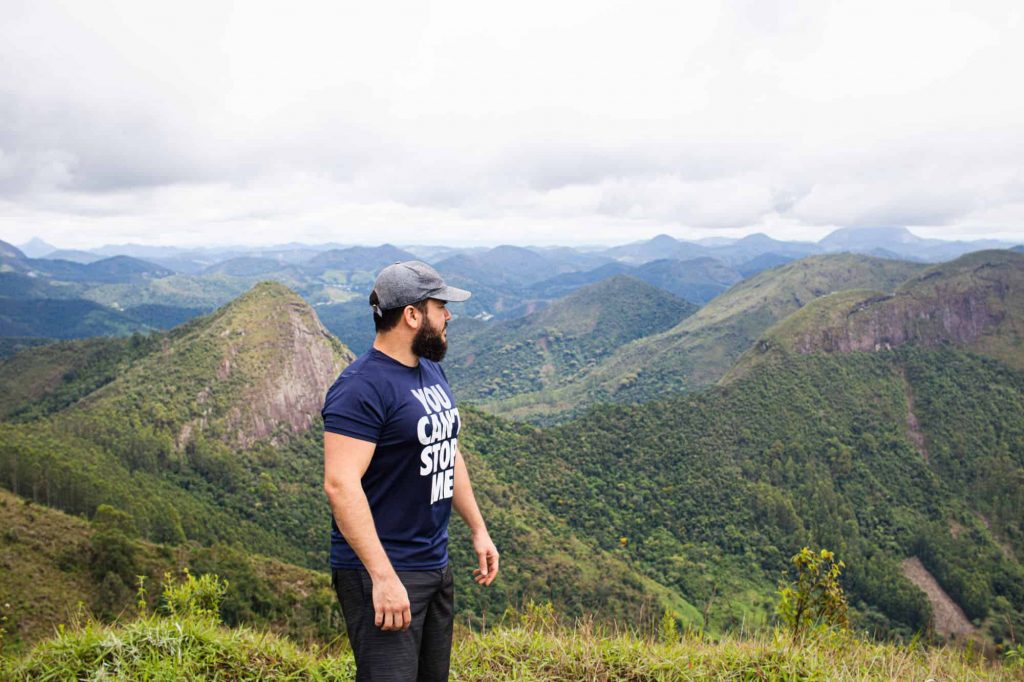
left=447, top=275, right=697, bottom=402
left=471, top=253, right=926, bottom=422
left=460, top=344, right=1024, bottom=646
left=5, top=596, right=1020, bottom=680
left=2, top=251, right=1023, bottom=666
left=777, top=548, right=849, bottom=639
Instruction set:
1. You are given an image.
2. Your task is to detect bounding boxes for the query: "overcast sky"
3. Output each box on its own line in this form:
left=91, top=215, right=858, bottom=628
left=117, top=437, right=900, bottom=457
left=1, top=0, right=1023, bottom=249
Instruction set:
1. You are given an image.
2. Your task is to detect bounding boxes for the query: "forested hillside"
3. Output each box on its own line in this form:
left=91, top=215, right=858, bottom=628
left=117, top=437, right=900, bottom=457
left=447, top=276, right=698, bottom=402
left=472, top=254, right=925, bottom=422
left=464, top=344, right=1024, bottom=641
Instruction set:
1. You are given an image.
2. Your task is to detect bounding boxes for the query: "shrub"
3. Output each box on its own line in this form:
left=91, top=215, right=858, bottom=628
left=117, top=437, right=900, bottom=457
left=160, top=568, right=228, bottom=623
left=777, top=547, right=849, bottom=639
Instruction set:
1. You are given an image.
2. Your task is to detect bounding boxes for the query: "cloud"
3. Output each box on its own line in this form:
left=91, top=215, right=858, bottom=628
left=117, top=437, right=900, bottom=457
left=0, top=0, right=1022, bottom=248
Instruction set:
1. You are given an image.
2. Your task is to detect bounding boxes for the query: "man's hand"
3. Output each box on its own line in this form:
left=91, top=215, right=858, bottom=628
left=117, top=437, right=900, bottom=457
left=472, top=530, right=500, bottom=586
left=372, top=573, right=411, bottom=631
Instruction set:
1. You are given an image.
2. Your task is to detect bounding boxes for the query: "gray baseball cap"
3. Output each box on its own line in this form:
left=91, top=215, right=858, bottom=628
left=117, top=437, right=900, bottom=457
left=370, top=261, right=471, bottom=316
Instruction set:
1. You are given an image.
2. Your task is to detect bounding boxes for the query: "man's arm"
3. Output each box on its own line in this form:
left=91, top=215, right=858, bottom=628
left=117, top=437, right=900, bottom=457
left=323, top=431, right=411, bottom=631
left=452, top=444, right=499, bottom=586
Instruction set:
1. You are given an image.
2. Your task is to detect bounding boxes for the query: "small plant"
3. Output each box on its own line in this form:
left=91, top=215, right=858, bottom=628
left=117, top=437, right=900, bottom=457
left=0, top=601, right=10, bottom=658
left=135, top=575, right=148, bottom=615
left=776, top=547, right=849, bottom=640
left=1004, top=643, right=1024, bottom=669
left=658, top=608, right=679, bottom=644
left=161, top=568, right=228, bottom=623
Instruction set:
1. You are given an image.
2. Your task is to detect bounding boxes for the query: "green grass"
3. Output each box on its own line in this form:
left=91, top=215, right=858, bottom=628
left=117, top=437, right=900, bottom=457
left=6, top=609, right=1020, bottom=681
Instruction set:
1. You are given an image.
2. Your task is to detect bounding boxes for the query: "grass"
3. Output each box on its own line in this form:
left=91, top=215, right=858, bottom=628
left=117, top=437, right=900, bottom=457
left=6, top=607, right=1022, bottom=681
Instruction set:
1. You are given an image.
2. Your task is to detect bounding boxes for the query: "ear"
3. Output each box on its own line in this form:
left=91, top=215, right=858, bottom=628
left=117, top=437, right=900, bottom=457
left=402, top=304, right=422, bottom=329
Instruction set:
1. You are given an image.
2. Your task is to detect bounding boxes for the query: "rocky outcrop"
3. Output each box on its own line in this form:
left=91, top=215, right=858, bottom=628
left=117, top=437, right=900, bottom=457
left=232, top=299, right=353, bottom=447
left=784, top=251, right=1024, bottom=370
left=145, top=281, right=356, bottom=450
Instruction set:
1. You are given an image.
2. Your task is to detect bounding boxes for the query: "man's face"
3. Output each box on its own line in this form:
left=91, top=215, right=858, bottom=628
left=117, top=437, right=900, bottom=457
left=411, top=299, right=450, bottom=362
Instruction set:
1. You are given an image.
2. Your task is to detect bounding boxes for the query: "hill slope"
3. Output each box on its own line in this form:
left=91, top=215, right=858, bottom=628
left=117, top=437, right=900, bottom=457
left=478, top=254, right=925, bottom=421
left=446, top=275, right=698, bottom=402
left=730, top=250, right=1024, bottom=379
left=474, top=343, right=1024, bottom=638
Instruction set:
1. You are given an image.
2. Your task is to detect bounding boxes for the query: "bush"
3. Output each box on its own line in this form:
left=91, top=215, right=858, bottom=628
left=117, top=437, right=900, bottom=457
left=777, top=547, right=849, bottom=639
left=161, top=568, right=229, bottom=623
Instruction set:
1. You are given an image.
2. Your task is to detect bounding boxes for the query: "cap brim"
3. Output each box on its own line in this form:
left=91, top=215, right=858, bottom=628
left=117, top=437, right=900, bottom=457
left=432, top=285, right=471, bottom=302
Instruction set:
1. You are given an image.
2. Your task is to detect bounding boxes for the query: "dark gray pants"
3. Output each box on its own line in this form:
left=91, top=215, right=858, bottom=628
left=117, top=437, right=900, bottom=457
left=332, top=565, right=454, bottom=682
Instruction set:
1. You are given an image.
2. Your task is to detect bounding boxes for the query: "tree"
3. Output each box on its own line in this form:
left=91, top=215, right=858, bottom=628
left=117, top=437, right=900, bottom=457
left=777, top=547, right=849, bottom=639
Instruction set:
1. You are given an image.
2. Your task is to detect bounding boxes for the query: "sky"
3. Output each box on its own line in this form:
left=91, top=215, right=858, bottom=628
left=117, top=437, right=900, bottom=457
left=1, top=0, right=1023, bottom=249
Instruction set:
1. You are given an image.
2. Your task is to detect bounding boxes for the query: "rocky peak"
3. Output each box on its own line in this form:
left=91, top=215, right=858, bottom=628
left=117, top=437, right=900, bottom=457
left=85, top=281, right=355, bottom=449
left=758, top=250, right=1024, bottom=370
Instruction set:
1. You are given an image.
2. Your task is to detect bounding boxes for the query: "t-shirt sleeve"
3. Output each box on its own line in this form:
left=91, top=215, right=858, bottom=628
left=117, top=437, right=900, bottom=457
left=321, top=375, right=385, bottom=443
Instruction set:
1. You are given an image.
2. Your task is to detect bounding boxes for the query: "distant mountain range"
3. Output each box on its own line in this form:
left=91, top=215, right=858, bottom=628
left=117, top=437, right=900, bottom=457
left=0, top=229, right=1018, bottom=348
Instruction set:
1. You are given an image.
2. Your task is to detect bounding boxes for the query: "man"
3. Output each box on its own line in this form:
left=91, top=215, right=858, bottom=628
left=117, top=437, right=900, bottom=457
left=322, top=260, right=499, bottom=682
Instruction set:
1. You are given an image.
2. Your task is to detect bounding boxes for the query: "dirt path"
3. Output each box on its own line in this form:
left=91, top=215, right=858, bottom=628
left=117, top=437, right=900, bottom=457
left=900, top=557, right=976, bottom=638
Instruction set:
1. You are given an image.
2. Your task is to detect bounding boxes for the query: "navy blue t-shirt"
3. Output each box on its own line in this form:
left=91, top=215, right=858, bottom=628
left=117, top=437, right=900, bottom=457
left=322, top=348, right=461, bottom=570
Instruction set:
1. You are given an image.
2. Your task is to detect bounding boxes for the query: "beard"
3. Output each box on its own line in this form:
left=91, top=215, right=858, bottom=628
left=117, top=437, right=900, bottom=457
left=412, top=318, right=448, bottom=362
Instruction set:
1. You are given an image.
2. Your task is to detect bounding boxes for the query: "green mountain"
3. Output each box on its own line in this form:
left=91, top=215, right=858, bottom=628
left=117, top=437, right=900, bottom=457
left=0, top=281, right=695, bottom=646
left=728, top=250, right=1024, bottom=381
left=471, top=351, right=1023, bottom=640
left=1, top=282, right=354, bottom=565
left=469, top=251, right=1023, bottom=641
left=446, top=275, right=698, bottom=403
left=477, top=254, right=927, bottom=422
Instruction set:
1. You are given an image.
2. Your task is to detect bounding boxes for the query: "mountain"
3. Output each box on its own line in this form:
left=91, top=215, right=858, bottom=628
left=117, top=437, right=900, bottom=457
left=631, top=257, right=743, bottom=304
left=526, top=257, right=742, bottom=305
left=41, top=248, right=104, bottom=264
left=1012, top=245, right=1024, bottom=253
left=4, top=256, right=1024, bottom=648
left=0, top=486, right=336, bottom=651
left=819, top=227, right=1015, bottom=262
left=526, top=261, right=634, bottom=299
left=731, top=249, right=1024, bottom=379
left=477, top=254, right=926, bottom=421
left=5, top=253, right=175, bottom=284
left=0, top=239, right=30, bottom=270
left=524, top=245, right=616, bottom=272
left=435, top=245, right=565, bottom=288
left=479, top=338, right=1024, bottom=638
left=446, top=275, right=698, bottom=402
left=466, top=256, right=1024, bottom=635
left=0, top=282, right=353, bottom=563
left=431, top=245, right=571, bottom=318
left=736, top=252, right=795, bottom=277
left=0, top=298, right=146, bottom=339
left=202, top=256, right=290, bottom=277
left=76, top=281, right=353, bottom=448
left=708, top=233, right=821, bottom=263
left=820, top=227, right=927, bottom=251
left=303, top=244, right=417, bottom=275
left=15, top=237, right=58, bottom=258
left=600, top=234, right=713, bottom=264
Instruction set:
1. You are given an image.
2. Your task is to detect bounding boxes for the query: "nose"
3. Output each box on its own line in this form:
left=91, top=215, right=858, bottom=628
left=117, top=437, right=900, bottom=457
left=443, top=307, right=452, bottom=321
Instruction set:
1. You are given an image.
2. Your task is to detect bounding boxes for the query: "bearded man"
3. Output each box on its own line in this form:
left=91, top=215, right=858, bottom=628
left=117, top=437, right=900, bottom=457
left=322, top=260, right=499, bottom=682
